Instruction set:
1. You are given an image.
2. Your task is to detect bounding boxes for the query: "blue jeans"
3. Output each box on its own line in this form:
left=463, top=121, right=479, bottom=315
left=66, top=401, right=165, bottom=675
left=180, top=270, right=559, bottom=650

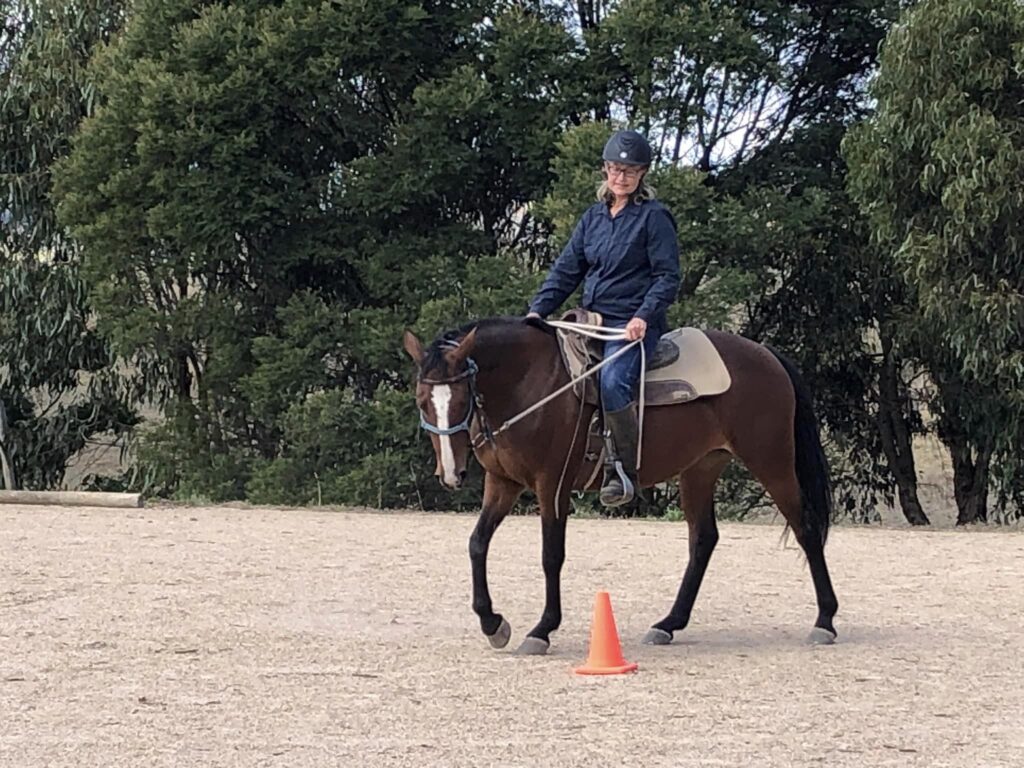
left=600, top=322, right=660, bottom=412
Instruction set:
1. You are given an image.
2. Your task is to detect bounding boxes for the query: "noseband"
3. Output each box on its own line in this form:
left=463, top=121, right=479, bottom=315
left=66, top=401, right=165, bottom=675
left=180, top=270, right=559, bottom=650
left=417, top=358, right=481, bottom=437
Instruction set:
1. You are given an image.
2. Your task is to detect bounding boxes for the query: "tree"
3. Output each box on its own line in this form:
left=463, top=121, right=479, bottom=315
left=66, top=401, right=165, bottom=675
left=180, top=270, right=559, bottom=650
left=56, top=0, right=578, bottom=503
left=845, top=0, right=1024, bottom=522
left=0, top=0, right=133, bottom=490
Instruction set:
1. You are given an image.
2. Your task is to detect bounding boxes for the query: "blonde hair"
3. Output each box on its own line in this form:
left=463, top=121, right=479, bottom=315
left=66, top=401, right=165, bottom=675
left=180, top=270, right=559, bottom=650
left=597, top=167, right=656, bottom=204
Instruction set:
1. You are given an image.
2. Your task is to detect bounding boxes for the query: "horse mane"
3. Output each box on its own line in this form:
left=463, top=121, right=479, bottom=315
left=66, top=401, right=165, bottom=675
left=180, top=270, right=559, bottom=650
left=422, top=315, right=554, bottom=373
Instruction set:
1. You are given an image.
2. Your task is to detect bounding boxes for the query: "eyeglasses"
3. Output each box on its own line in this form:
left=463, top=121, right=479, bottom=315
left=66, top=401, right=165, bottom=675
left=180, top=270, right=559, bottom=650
left=605, top=164, right=644, bottom=180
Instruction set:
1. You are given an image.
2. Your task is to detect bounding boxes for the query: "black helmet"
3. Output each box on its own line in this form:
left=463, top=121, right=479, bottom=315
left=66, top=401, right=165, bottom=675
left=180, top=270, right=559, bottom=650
left=602, top=130, right=652, bottom=166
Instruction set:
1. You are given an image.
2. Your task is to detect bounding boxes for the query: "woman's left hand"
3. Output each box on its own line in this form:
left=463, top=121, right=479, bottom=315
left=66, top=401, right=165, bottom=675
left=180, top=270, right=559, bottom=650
left=625, top=317, right=647, bottom=341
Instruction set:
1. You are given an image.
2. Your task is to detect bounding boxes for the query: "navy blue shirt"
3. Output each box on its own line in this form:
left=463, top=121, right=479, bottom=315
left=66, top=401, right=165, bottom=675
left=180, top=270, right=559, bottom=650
left=529, top=199, right=681, bottom=336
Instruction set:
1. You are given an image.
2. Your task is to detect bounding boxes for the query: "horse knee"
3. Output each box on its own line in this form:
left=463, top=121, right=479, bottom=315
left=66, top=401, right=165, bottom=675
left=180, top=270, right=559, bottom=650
left=469, top=532, right=488, bottom=562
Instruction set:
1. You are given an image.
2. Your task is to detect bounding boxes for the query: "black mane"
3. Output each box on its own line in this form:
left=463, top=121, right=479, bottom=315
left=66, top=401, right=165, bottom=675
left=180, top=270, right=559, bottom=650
left=421, top=315, right=553, bottom=374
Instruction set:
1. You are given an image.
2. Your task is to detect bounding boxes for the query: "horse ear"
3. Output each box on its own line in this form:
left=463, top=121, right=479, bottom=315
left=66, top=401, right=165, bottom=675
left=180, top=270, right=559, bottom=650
left=449, top=327, right=477, bottom=363
left=402, top=330, right=424, bottom=364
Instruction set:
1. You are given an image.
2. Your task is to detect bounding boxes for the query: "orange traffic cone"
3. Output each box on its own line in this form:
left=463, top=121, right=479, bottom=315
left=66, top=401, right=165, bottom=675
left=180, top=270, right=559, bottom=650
left=574, top=591, right=638, bottom=675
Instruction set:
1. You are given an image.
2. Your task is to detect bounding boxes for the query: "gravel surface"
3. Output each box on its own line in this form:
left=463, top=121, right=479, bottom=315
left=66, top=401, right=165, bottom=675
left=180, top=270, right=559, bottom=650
left=2, top=505, right=1022, bottom=767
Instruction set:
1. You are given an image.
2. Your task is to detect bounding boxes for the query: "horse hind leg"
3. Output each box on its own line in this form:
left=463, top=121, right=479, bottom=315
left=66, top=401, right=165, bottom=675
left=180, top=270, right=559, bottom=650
left=751, top=461, right=839, bottom=644
left=644, top=451, right=731, bottom=645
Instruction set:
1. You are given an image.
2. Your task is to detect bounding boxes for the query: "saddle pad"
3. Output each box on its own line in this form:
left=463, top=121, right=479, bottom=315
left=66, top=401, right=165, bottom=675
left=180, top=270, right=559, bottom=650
left=643, top=328, right=731, bottom=406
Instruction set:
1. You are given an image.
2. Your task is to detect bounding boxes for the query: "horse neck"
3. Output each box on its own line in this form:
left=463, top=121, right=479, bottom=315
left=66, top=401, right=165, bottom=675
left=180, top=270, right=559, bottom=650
left=473, top=325, right=563, bottom=416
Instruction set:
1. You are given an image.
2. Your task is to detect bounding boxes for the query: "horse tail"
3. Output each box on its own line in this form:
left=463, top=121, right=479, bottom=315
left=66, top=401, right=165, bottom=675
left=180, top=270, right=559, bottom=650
left=768, top=348, right=832, bottom=546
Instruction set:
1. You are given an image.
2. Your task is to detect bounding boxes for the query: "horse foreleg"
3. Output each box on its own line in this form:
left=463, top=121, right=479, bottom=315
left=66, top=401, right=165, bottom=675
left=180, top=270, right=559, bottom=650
left=644, top=454, right=730, bottom=645
left=516, top=484, right=571, bottom=655
left=470, top=472, right=521, bottom=649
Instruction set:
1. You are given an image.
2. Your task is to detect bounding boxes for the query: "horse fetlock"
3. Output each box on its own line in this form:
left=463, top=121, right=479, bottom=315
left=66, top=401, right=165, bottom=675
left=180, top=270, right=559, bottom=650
left=473, top=597, right=495, bottom=618
left=814, top=613, right=837, bottom=633
left=820, top=598, right=839, bottom=620
left=541, top=610, right=562, bottom=631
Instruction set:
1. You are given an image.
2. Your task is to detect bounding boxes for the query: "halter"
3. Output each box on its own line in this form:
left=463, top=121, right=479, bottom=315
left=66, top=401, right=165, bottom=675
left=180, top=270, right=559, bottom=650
left=417, top=358, right=481, bottom=437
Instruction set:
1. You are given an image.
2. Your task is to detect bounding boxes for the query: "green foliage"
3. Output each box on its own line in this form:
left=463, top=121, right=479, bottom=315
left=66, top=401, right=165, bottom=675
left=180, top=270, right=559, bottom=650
left=847, top=0, right=1024, bottom=396
left=0, top=0, right=133, bottom=490
left=133, top=404, right=253, bottom=502
left=55, top=0, right=572, bottom=502
left=845, top=0, right=1024, bottom=520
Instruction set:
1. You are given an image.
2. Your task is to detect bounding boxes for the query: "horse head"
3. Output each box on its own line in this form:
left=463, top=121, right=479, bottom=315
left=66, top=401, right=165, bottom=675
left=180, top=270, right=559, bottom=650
left=403, top=327, right=478, bottom=489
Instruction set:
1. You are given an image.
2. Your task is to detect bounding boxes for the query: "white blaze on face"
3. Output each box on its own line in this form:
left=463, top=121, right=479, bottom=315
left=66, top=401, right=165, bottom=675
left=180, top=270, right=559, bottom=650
left=431, top=385, right=459, bottom=486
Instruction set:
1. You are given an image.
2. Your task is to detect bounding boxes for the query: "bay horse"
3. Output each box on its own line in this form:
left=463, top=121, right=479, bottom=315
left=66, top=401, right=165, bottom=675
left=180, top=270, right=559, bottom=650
left=402, top=316, right=838, bottom=654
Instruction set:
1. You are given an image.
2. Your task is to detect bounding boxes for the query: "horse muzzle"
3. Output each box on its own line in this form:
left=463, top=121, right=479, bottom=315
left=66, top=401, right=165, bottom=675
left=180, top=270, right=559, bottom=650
left=438, top=469, right=468, bottom=489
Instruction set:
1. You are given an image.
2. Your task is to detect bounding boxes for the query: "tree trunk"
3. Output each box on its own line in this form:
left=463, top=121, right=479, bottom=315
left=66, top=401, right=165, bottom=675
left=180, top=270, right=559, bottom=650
left=174, top=274, right=194, bottom=399
left=931, top=370, right=991, bottom=525
left=875, top=335, right=929, bottom=525
left=949, top=436, right=990, bottom=525
left=0, top=399, right=17, bottom=490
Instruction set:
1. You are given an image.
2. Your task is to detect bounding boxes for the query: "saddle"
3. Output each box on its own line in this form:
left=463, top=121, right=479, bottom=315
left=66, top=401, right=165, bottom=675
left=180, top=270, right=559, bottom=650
left=555, top=309, right=732, bottom=408
left=555, top=309, right=733, bottom=492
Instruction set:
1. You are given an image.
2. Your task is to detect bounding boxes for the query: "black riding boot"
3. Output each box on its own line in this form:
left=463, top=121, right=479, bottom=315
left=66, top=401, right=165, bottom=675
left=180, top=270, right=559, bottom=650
left=599, top=403, right=639, bottom=508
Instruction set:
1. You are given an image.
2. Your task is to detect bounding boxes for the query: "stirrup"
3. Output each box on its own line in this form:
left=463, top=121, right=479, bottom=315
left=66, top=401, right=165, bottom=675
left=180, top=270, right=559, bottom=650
left=600, top=460, right=635, bottom=507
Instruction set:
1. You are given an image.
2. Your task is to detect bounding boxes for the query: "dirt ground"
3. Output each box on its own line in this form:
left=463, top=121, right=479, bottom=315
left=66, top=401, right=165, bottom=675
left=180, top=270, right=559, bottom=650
left=2, top=505, right=1022, bottom=768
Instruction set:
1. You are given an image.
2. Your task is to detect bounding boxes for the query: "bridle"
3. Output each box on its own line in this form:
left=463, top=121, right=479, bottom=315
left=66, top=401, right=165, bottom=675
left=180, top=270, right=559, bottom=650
left=417, top=356, right=486, bottom=440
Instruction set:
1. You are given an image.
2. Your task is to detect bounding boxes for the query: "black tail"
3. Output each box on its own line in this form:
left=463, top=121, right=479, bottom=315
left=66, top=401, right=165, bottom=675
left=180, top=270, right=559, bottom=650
left=768, top=348, right=832, bottom=546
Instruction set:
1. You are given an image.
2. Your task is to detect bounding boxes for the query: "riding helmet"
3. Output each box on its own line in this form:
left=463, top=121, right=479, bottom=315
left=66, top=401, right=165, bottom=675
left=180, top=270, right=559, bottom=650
left=602, top=130, right=652, bottom=166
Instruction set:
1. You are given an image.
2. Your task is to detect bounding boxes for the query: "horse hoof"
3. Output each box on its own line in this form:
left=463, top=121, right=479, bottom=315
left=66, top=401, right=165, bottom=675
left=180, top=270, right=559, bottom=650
left=514, top=637, right=550, bottom=656
left=487, top=618, right=511, bottom=649
left=642, top=627, right=673, bottom=645
left=807, top=627, right=837, bottom=646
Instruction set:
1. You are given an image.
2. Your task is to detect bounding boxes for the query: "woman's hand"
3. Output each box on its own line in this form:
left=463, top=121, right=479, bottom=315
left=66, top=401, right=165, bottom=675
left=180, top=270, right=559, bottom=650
left=625, top=317, right=647, bottom=341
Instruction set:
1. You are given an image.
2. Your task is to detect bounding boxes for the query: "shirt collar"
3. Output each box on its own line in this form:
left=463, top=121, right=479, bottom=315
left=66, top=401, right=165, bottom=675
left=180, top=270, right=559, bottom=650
left=602, top=199, right=643, bottom=219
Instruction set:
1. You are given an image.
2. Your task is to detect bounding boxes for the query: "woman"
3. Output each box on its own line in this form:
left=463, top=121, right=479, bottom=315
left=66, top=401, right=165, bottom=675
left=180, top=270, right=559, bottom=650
left=527, top=129, right=680, bottom=507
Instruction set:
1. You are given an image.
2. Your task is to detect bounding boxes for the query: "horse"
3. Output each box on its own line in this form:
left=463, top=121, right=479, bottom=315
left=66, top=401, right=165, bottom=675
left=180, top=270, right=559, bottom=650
left=402, top=316, right=838, bottom=654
